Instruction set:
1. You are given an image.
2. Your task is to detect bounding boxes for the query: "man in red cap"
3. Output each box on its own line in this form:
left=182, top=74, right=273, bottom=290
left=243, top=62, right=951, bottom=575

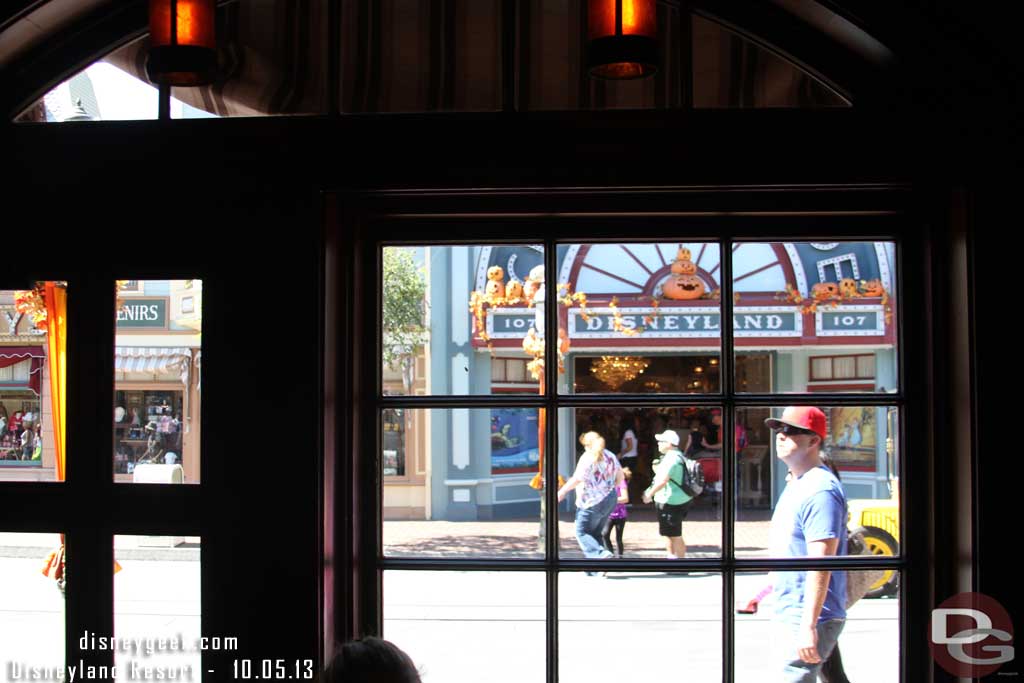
left=764, top=406, right=848, bottom=683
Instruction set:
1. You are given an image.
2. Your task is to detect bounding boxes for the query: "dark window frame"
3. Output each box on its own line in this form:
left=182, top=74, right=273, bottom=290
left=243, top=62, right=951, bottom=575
left=332, top=186, right=927, bottom=682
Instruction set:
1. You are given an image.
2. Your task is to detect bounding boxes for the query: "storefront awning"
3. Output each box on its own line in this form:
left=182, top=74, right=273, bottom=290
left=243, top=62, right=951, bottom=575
left=115, top=347, right=192, bottom=383
left=0, top=345, right=45, bottom=395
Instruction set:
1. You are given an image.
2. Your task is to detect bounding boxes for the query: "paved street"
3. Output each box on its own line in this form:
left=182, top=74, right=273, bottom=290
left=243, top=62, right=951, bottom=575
left=1, top=530, right=900, bottom=683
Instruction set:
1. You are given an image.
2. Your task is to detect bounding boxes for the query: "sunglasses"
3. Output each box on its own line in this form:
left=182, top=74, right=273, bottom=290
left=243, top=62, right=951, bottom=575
left=774, top=424, right=816, bottom=437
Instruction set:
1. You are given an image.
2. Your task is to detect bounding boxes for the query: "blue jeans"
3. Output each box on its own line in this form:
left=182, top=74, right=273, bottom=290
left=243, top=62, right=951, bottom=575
left=773, top=618, right=846, bottom=683
left=574, top=489, right=617, bottom=560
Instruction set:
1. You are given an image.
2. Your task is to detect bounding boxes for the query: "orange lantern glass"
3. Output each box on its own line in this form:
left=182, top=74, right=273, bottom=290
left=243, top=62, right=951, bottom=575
left=587, top=0, right=658, bottom=79
left=146, top=0, right=217, bottom=86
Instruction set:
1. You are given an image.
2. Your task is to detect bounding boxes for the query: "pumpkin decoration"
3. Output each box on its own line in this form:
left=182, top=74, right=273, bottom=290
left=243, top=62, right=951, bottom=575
left=662, top=248, right=706, bottom=300
left=558, top=327, right=571, bottom=356
left=485, top=278, right=505, bottom=302
left=505, top=280, right=524, bottom=302
left=811, top=282, right=839, bottom=300
left=839, top=278, right=860, bottom=299
left=860, top=279, right=885, bottom=297
left=487, top=265, right=505, bottom=282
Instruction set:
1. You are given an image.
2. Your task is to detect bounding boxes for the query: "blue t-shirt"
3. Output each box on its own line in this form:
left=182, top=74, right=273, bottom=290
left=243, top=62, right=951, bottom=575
left=769, top=465, right=848, bottom=623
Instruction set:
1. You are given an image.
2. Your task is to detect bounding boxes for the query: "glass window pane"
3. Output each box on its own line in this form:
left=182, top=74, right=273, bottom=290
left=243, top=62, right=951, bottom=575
left=735, top=406, right=900, bottom=560
left=1, top=283, right=66, bottom=483
left=735, top=571, right=900, bottom=683
left=15, top=40, right=159, bottom=122
left=0, top=532, right=65, bottom=674
left=383, top=409, right=546, bottom=559
left=560, top=572, right=721, bottom=682
left=523, top=1, right=681, bottom=110
left=733, top=242, right=898, bottom=394
left=561, top=243, right=722, bottom=395
left=383, top=245, right=545, bottom=396
left=341, top=0, right=503, bottom=113
left=114, top=535, right=202, bottom=679
left=559, top=407, right=722, bottom=559
left=693, top=15, right=850, bottom=108
left=114, top=280, right=202, bottom=484
left=384, top=570, right=545, bottom=683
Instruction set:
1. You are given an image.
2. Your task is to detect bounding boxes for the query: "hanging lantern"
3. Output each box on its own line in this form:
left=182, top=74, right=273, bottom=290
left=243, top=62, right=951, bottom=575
left=146, top=0, right=217, bottom=86
left=587, top=0, right=658, bottom=79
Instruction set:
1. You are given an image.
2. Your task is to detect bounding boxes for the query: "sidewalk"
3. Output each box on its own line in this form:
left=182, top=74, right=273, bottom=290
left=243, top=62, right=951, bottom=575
left=384, top=504, right=773, bottom=558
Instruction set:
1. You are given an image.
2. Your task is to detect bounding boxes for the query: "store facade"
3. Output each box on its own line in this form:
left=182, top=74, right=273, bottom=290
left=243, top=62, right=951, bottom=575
left=113, top=280, right=202, bottom=483
left=0, top=292, right=54, bottom=480
left=386, top=241, right=898, bottom=520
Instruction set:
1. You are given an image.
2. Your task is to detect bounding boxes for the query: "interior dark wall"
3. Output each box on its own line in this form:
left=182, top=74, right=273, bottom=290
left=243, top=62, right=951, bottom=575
left=2, top=105, right=1018, bottom=675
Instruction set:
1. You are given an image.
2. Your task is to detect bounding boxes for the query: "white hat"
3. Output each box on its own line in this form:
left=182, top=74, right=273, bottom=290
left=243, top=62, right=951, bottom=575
left=655, top=429, right=680, bottom=446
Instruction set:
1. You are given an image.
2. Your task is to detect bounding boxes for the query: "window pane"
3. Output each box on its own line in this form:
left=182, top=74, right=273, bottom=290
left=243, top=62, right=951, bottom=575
left=1, top=283, right=66, bottom=483
left=560, top=243, right=722, bottom=395
left=15, top=40, right=159, bottom=122
left=732, top=242, right=898, bottom=394
left=523, top=1, right=681, bottom=110
left=341, top=0, right=503, bottom=112
left=735, top=406, right=900, bottom=562
left=0, top=532, right=65, bottom=675
left=384, top=570, right=545, bottom=683
left=383, top=409, right=546, bottom=559
left=114, top=535, right=202, bottom=679
left=735, top=572, right=899, bottom=683
left=383, top=245, right=544, bottom=396
left=559, top=407, right=722, bottom=559
left=559, top=571, right=721, bottom=682
left=114, top=280, right=202, bottom=484
left=693, top=15, right=850, bottom=108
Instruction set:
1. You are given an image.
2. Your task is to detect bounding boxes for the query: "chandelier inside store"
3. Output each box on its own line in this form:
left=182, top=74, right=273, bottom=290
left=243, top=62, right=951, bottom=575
left=590, top=355, right=650, bottom=389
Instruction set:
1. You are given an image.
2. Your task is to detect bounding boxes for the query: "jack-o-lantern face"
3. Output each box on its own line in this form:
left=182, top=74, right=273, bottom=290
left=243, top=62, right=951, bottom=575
left=505, top=280, right=524, bottom=301
left=663, top=275, right=706, bottom=300
left=861, top=279, right=885, bottom=297
left=485, top=279, right=505, bottom=301
left=677, top=248, right=692, bottom=262
left=487, top=265, right=505, bottom=281
left=812, top=282, right=839, bottom=300
left=839, top=278, right=859, bottom=298
left=671, top=260, right=697, bottom=275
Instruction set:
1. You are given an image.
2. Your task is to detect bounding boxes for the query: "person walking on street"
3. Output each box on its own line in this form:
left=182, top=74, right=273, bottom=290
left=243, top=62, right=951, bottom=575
left=642, top=429, right=694, bottom=559
left=602, top=467, right=631, bottom=557
left=765, top=406, right=847, bottom=683
left=557, top=431, right=624, bottom=574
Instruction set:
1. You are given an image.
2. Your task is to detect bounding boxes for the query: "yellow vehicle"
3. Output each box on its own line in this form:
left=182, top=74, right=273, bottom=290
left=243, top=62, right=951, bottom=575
left=847, top=489, right=899, bottom=598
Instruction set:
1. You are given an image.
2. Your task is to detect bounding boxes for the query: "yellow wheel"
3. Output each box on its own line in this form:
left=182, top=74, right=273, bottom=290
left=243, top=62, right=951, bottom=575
left=851, top=526, right=899, bottom=598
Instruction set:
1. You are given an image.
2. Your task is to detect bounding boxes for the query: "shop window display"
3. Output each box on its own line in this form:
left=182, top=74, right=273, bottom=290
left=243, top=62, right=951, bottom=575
left=114, top=390, right=184, bottom=474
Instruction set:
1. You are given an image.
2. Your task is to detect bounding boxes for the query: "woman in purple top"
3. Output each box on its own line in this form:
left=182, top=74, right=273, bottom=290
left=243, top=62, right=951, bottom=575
left=602, top=467, right=632, bottom=557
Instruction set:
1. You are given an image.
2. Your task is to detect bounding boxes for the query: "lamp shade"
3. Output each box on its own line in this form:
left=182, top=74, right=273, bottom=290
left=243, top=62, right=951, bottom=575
left=146, top=0, right=217, bottom=86
left=587, top=0, right=658, bottom=79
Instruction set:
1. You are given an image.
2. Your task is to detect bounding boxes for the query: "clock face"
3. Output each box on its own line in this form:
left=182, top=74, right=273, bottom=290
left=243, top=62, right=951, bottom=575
left=810, top=243, right=840, bottom=251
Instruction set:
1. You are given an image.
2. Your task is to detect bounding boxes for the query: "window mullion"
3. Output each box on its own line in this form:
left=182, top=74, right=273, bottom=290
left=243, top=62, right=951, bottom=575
left=543, top=238, right=560, bottom=683
left=721, top=237, right=736, bottom=683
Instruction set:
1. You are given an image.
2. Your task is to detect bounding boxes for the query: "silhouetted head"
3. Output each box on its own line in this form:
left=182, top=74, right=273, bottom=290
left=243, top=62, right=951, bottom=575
left=320, top=637, right=421, bottom=683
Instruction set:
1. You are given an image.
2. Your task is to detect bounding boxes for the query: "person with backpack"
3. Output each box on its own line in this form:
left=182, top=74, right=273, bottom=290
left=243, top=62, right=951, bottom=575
left=641, top=429, right=700, bottom=559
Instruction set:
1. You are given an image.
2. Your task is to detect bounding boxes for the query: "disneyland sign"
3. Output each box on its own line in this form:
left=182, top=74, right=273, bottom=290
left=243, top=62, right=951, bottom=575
left=568, top=307, right=802, bottom=338
left=486, top=307, right=805, bottom=339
